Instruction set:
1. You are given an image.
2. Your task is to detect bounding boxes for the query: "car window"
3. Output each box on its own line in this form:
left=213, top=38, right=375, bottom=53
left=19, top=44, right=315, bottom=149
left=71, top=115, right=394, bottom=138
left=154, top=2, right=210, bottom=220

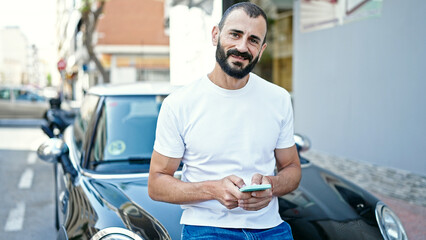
left=88, top=95, right=163, bottom=173
left=0, top=88, right=10, bottom=100
left=73, top=94, right=100, bottom=155
left=13, top=89, right=45, bottom=102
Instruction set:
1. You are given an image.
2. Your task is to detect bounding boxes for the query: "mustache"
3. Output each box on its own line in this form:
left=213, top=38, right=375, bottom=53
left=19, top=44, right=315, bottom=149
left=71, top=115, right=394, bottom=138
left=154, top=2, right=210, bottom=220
left=226, top=49, right=253, bottom=62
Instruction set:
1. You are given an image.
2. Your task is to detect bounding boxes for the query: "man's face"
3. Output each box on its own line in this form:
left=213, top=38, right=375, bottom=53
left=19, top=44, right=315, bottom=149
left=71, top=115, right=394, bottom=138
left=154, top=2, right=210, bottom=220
left=215, top=39, right=259, bottom=79
left=213, top=9, right=267, bottom=79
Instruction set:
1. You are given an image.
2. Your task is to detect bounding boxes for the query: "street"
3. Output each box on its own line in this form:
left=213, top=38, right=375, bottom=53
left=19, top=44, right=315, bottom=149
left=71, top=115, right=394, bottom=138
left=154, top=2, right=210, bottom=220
left=0, top=125, right=55, bottom=239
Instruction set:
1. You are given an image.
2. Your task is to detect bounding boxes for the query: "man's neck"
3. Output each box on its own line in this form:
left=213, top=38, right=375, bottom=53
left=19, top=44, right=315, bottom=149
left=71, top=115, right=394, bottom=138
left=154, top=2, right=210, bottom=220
left=208, top=64, right=250, bottom=90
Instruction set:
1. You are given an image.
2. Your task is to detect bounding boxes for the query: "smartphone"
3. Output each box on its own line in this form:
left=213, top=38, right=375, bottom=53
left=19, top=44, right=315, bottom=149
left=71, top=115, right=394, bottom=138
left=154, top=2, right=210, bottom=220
left=239, top=184, right=271, bottom=192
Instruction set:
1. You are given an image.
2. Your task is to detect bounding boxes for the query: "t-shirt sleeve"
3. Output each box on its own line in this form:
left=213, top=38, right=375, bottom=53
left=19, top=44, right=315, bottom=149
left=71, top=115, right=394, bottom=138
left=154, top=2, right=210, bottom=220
left=276, top=93, right=295, bottom=149
left=153, top=101, right=185, bottom=158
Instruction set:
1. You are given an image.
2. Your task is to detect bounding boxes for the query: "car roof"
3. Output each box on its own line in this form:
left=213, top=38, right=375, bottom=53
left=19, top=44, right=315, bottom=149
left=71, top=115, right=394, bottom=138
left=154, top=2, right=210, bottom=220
left=1, top=85, right=38, bottom=90
left=0, top=85, right=45, bottom=94
left=88, top=81, right=180, bottom=96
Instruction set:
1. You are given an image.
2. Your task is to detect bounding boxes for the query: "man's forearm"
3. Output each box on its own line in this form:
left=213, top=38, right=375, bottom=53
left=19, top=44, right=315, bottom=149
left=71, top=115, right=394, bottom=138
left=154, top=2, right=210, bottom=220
left=148, top=173, right=216, bottom=204
left=267, top=163, right=301, bottom=197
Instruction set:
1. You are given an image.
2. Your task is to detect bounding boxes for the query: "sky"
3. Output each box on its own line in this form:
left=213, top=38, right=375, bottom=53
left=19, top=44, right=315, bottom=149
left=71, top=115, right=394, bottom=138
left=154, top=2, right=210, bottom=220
left=0, top=0, right=57, bottom=64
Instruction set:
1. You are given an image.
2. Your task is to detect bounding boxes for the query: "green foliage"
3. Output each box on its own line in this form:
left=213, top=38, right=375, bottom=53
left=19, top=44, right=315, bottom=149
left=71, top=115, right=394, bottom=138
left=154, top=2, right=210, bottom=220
left=80, top=0, right=108, bottom=13
left=79, top=0, right=92, bottom=13
left=47, top=73, right=52, bottom=86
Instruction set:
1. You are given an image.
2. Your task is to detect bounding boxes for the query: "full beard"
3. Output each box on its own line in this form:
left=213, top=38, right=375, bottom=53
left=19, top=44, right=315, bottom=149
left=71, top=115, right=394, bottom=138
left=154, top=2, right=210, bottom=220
left=215, top=41, right=259, bottom=79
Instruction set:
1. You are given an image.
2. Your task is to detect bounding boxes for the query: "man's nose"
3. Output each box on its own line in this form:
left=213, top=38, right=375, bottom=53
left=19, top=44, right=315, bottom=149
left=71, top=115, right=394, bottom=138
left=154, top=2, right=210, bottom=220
left=235, top=38, right=249, bottom=53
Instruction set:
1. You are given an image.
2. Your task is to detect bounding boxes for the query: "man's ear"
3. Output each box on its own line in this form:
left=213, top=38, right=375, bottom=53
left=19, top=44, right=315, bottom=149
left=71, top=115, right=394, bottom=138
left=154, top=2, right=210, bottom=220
left=257, top=43, right=268, bottom=62
left=212, top=26, right=219, bottom=46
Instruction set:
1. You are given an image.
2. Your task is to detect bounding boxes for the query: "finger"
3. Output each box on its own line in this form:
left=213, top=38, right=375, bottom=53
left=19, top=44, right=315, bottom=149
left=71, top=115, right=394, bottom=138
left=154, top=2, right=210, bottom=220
left=231, top=187, right=252, bottom=200
left=238, top=192, right=272, bottom=207
left=251, top=188, right=272, bottom=198
left=227, top=175, right=247, bottom=188
left=244, top=195, right=272, bottom=209
left=220, top=191, right=239, bottom=209
left=224, top=201, right=239, bottom=209
left=239, top=195, right=270, bottom=206
left=262, top=175, right=271, bottom=184
left=239, top=197, right=271, bottom=211
left=223, top=192, right=238, bottom=202
left=251, top=173, right=263, bottom=185
left=223, top=176, right=251, bottom=200
left=238, top=191, right=253, bottom=200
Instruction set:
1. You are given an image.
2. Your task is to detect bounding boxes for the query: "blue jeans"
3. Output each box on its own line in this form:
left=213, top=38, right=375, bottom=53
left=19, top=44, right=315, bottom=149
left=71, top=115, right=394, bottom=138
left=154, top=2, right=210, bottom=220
left=181, top=222, right=293, bottom=240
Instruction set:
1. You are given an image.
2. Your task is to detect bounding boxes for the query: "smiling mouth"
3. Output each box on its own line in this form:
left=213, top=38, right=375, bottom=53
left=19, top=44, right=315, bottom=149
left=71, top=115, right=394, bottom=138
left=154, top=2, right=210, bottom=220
left=230, top=54, right=248, bottom=61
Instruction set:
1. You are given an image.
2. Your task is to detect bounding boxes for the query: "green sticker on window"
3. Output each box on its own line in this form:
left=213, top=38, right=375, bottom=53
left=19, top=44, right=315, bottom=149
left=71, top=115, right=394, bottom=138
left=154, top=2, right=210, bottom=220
left=107, top=140, right=126, bottom=155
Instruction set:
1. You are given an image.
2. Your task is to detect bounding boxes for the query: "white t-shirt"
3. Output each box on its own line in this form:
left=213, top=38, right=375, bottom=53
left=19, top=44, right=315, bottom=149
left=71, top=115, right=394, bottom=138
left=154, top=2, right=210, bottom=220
left=154, top=73, right=295, bottom=229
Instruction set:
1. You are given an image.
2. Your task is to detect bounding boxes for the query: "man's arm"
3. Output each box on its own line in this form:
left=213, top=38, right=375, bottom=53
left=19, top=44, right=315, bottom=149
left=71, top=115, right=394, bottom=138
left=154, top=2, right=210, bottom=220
left=268, top=145, right=301, bottom=196
left=237, top=145, right=301, bottom=211
left=148, top=150, right=251, bottom=209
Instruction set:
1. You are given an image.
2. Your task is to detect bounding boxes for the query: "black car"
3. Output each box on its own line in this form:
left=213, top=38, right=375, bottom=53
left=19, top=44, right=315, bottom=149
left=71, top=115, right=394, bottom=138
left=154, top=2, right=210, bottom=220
left=38, top=82, right=407, bottom=240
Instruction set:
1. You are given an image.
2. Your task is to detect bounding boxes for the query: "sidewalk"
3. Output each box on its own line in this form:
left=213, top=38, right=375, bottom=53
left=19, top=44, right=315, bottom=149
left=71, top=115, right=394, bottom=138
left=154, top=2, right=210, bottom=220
left=302, top=150, right=426, bottom=240
left=0, top=119, right=46, bottom=127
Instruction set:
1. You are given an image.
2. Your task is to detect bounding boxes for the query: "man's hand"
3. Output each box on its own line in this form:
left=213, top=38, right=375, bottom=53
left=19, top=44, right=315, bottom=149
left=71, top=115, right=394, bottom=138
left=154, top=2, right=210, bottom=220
left=237, top=145, right=302, bottom=211
left=214, top=175, right=251, bottom=209
left=149, top=151, right=254, bottom=209
left=237, top=173, right=273, bottom=211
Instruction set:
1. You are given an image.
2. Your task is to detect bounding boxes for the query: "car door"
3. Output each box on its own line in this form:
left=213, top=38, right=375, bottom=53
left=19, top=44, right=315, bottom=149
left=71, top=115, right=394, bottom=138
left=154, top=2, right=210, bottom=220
left=12, top=88, right=48, bottom=118
left=0, top=87, right=14, bottom=118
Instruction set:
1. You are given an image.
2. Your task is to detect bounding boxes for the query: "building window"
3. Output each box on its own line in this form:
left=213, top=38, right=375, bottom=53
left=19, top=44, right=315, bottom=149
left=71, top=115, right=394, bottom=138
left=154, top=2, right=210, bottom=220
left=137, top=69, right=170, bottom=82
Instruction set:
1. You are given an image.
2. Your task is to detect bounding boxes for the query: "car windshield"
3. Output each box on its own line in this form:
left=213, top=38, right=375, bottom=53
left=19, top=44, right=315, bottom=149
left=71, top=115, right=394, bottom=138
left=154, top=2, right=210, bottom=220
left=89, top=95, right=165, bottom=173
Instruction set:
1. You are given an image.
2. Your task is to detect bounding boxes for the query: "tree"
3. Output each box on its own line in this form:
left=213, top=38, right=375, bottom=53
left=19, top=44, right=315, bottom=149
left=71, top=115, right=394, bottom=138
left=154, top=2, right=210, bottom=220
left=80, top=0, right=109, bottom=83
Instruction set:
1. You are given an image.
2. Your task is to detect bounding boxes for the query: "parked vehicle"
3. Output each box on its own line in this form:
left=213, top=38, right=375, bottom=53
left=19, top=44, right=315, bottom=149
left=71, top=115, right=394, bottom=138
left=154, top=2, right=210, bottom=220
left=37, top=82, right=407, bottom=240
left=41, top=98, right=76, bottom=138
left=0, top=85, right=50, bottom=119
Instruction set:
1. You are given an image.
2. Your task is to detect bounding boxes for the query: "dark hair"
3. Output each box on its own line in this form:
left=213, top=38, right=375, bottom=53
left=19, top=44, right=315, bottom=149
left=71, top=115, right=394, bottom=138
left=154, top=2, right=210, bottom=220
left=218, top=2, right=268, bottom=43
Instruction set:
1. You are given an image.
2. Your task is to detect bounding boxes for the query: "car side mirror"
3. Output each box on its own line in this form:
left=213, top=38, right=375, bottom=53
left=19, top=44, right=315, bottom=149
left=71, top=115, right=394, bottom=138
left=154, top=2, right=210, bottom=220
left=294, top=134, right=311, bottom=152
left=37, top=138, right=68, bottom=163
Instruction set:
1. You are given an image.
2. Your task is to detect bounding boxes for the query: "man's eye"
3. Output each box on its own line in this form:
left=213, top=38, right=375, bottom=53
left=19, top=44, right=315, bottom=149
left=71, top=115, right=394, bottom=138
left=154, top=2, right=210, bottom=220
left=231, top=33, right=239, bottom=38
left=250, top=39, right=259, bottom=44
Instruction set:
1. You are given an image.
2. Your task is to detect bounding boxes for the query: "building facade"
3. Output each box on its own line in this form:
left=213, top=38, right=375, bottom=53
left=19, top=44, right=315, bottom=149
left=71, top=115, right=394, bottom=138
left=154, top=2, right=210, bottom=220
left=0, top=27, right=28, bottom=85
left=96, top=0, right=170, bottom=84
left=293, top=0, right=426, bottom=176
left=56, top=0, right=170, bottom=101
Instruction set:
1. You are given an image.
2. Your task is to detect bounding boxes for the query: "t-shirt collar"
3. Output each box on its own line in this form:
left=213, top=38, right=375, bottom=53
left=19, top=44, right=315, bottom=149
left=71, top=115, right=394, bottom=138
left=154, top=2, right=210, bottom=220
left=204, top=73, right=254, bottom=96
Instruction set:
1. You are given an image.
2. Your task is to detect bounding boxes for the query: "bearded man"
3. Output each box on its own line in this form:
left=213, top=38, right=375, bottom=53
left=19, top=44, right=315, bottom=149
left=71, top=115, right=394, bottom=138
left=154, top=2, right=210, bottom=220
left=148, top=2, right=301, bottom=239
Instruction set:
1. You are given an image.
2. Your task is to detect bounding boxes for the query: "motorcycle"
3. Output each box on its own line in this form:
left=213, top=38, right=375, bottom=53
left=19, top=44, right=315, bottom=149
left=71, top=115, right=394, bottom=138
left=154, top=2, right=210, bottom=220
left=41, top=98, right=76, bottom=138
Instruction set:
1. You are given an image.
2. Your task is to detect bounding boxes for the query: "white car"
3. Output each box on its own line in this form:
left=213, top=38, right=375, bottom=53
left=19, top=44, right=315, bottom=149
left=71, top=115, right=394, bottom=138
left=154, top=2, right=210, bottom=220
left=0, top=86, right=50, bottom=119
